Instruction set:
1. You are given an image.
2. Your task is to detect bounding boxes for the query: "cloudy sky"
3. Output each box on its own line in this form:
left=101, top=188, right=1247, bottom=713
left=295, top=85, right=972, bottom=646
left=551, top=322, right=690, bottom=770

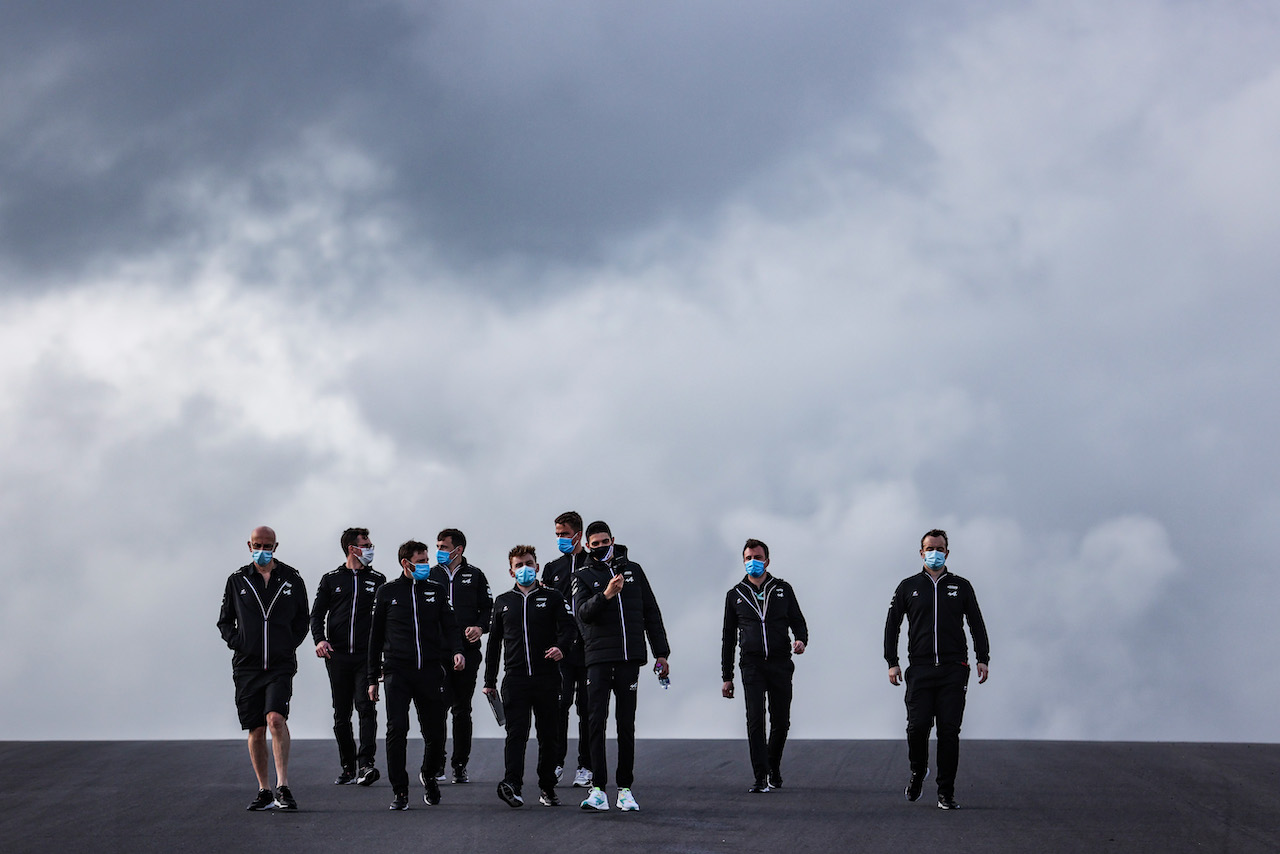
left=2, top=1, right=1277, bottom=743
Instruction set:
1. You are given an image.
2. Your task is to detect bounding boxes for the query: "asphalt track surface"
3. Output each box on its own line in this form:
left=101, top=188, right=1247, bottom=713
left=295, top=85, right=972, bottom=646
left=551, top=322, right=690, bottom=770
left=2, top=739, right=1278, bottom=853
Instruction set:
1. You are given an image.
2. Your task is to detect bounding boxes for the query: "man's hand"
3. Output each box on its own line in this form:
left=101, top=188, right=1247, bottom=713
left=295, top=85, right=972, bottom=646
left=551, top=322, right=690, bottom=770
left=603, top=574, right=625, bottom=599
left=453, top=653, right=466, bottom=671
left=482, top=686, right=495, bottom=696
left=368, top=684, right=379, bottom=703
left=977, top=662, right=989, bottom=684
left=315, top=641, right=334, bottom=659
left=464, top=626, right=482, bottom=644
left=722, top=681, right=734, bottom=699
left=654, top=657, right=669, bottom=679
left=544, top=647, right=563, bottom=661
left=888, top=666, right=902, bottom=686
left=793, top=640, right=806, bottom=655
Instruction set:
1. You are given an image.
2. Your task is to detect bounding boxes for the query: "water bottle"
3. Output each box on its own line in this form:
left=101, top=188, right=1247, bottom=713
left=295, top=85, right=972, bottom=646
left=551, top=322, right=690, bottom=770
left=654, top=662, right=669, bottom=690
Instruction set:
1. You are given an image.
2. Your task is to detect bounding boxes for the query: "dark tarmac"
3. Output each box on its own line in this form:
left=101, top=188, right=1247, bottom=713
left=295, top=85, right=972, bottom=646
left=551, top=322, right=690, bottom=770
left=2, top=739, right=1277, bottom=853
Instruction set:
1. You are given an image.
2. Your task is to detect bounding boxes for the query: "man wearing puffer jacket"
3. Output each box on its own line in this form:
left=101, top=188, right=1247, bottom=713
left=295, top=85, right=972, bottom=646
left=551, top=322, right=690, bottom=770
left=571, top=520, right=669, bottom=813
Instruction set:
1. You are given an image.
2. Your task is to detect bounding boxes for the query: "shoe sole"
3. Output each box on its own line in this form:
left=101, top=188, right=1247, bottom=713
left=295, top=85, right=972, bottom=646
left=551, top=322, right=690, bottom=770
left=389, top=801, right=409, bottom=811
left=539, top=797, right=560, bottom=807
left=357, top=769, right=380, bottom=786
left=580, top=800, right=609, bottom=811
left=247, top=802, right=277, bottom=811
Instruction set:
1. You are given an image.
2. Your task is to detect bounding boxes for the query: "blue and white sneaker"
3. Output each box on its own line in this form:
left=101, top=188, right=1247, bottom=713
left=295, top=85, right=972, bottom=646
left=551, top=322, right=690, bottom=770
left=572, top=767, right=593, bottom=788
left=580, top=786, right=609, bottom=811
left=616, top=788, right=639, bottom=811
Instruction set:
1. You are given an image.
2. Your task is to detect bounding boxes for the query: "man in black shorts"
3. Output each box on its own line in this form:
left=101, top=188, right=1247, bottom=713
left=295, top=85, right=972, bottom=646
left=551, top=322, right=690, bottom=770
left=217, top=525, right=310, bottom=811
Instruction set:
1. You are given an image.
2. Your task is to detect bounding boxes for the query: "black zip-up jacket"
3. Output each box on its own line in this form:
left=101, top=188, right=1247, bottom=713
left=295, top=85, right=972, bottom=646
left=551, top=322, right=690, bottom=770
left=429, top=558, right=493, bottom=649
left=483, top=585, right=576, bottom=688
left=541, top=550, right=588, bottom=666
left=884, top=568, right=990, bottom=669
left=310, top=564, right=386, bottom=655
left=367, top=575, right=464, bottom=682
left=720, top=574, right=809, bottom=683
left=218, top=562, right=310, bottom=672
left=572, top=544, right=670, bottom=667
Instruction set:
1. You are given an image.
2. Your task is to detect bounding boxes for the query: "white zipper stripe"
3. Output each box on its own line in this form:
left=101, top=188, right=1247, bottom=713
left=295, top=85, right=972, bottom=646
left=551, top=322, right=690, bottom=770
left=244, top=572, right=289, bottom=670
left=348, top=569, right=359, bottom=654
left=521, top=589, right=533, bottom=675
left=614, top=569, right=628, bottom=661
left=736, top=580, right=773, bottom=657
left=412, top=579, right=422, bottom=670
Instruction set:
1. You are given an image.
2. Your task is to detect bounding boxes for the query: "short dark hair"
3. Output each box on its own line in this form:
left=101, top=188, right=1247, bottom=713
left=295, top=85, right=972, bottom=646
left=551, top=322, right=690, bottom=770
left=508, top=544, right=537, bottom=565
left=554, top=511, right=584, bottom=534
left=585, top=520, right=612, bottom=539
left=341, top=527, right=370, bottom=555
left=920, top=529, right=949, bottom=549
left=399, top=540, right=430, bottom=565
left=743, top=538, right=769, bottom=560
left=437, top=528, right=466, bottom=551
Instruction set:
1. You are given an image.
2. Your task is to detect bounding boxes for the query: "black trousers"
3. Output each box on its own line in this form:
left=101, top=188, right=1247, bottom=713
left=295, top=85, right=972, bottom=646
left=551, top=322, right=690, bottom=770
left=325, top=651, right=377, bottom=770
left=501, top=671, right=560, bottom=793
left=383, top=665, right=447, bottom=796
left=440, top=647, right=481, bottom=772
left=904, top=662, right=970, bottom=796
left=585, top=661, right=641, bottom=789
left=556, top=659, right=590, bottom=770
left=740, top=655, right=794, bottom=783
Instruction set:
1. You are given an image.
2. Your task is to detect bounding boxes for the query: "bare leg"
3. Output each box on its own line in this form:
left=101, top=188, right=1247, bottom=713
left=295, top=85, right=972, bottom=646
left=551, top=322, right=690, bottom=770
left=267, top=712, right=291, bottom=787
left=247, top=727, right=270, bottom=789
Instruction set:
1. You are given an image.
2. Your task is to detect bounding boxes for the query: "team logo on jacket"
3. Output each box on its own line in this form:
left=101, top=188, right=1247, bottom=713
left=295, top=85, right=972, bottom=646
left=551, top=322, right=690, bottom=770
left=774, top=590, right=785, bottom=598
left=281, top=584, right=292, bottom=596
left=335, top=586, right=342, bottom=594
left=947, top=586, right=958, bottom=597
left=240, top=587, right=248, bottom=595
left=911, top=590, right=919, bottom=597
left=536, top=600, right=547, bottom=608
left=461, top=578, right=472, bottom=584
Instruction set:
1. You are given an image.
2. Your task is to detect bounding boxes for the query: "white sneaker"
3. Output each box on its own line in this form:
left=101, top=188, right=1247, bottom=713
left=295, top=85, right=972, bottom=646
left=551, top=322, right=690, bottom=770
left=580, top=787, right=609, bottom=811
left=554, top=765, right=564, bottom=782
left=572, top=767, right=593, bottom=788
left=616, top=788, right=639, bottom=811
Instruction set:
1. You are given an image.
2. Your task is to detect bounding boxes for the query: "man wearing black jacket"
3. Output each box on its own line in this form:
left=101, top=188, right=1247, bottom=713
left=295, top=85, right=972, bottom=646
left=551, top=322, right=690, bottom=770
left=540, top=510, right=592, bottom=789
left=884, top=529, right=990, bottom=810
left=311, top=527, right=385, bottom=786
left=483, top=545, right=576, bottom=808
left=429, top=527, right=493, bottom=784
left=367, top=540, right=467, bottom=810
left=721, top=538, right=808, bottom=793
left=572, top=520, right=670, bottom=812
left=217, top=525, right=310, bottom=812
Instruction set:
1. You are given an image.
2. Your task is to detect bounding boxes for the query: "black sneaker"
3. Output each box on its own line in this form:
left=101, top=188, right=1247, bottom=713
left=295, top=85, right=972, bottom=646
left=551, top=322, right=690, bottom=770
left=246, top=788, right=276, bottom=811
left=768, top=768, right=783, bottom=789
left=424, top=776, right=441, bottom=806
left=453, top=766, right=469, bottom=784
left=905, top=767, right=930, bottom=802
left=389, top=791, right=409, bottom=811
left=497, top=781, right=523, bottom=808
left=538, top=789, right=561, bottom=807
left=748, top=779, right=770, bottom=793
left=937, top=793, right=960, bottom=810
left=334, top=767, right=356, bottom=785
left=356, top=766, right=380, bottom=786
left=274, top=785, right=297, bottom=811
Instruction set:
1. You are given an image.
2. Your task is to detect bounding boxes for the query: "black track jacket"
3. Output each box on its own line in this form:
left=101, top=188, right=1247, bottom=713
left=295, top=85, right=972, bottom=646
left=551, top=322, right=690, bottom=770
left=367, top=575, right=464, bottom=681
left=883, top=568, right=990, bottom=669
left=541, top=550, right=589, bottom=666
left=721, top=573, right=809, bottom=683
left=310, top=564, right=386, bottom=655
left=572, top=544, right=670, bottom=667
left=428, top=558, right=493, bottom=650
left=218, top=562, right=310, bottom=672
left=483, top=585, right=576, bottom=688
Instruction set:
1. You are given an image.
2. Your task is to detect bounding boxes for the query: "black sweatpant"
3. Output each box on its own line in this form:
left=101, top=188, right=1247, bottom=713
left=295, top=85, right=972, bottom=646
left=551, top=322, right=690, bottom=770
left=740, top=655, right=794, bottom=783
left=326, top=651, right=377, bottom=770
left=904, top=661, right=970, bottom=796
left=585, top=661, right=641, bottom=790
left=500, top=671, right=560, bottom=793
left=383, top=665, right=447, bottom=796
left=556, top=659, right=590, bottom=771
left=441, top=646, right=481, bottom=772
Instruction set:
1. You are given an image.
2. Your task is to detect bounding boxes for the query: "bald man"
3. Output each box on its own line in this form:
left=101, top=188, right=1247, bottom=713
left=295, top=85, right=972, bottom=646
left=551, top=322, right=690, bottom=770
left=218, top=526, right=311, bottom=811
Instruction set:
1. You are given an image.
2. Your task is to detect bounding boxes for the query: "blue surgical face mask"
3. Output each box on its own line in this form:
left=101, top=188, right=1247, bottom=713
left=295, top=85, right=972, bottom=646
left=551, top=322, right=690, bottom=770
left=557, top=537, right=575, bottom=555
left=251, top=549, right=273, bottom=567
left=924, top=550, right=947, bottom=570
left=411, top=562, right=432, bottom=580
left=745, top=558, right=766, bottom=578
left=514, top=565, right=537, bottom=586
left=436, top=548, right=453, bottom=567
left=358, top=545, right=375, bottom=567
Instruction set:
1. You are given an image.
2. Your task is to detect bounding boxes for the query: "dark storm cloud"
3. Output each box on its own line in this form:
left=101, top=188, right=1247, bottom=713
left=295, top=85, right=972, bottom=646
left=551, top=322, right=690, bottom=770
left=0, top=0, right=953, bottom=288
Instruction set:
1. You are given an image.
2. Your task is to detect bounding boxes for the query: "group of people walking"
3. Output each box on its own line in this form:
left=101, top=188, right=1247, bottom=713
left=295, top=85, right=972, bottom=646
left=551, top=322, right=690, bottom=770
left=217, top=513, right=989, bottom=814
